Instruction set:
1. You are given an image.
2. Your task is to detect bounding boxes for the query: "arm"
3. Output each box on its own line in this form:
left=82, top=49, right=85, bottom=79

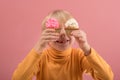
left=12, top=49, right=41, bottom=80
left=71, top=30, right=114, bottom=80
left=81, top=48, right=114, bottom=80
left=12, top=29, right=59, bottom=80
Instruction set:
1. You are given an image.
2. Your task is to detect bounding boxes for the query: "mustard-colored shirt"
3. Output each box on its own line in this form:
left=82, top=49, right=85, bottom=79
left=12, top=47, right=113, bottom=80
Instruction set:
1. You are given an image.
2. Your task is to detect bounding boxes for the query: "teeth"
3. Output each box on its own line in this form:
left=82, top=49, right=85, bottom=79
left=56, top=40, right=68, bottom=43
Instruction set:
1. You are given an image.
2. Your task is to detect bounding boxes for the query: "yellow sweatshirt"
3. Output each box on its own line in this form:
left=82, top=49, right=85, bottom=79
left=12, top=47, right=113, bottom=80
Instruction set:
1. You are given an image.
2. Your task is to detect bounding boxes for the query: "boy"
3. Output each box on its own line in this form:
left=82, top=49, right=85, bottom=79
left=12, top=10, right=113, bottom=80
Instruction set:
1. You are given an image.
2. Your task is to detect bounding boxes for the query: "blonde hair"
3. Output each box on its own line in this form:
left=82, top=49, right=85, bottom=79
left=41, top=10, right=73, bottom=30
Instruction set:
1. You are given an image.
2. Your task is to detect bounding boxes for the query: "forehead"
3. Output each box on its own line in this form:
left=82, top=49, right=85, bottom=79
left=51, top=11, right=73, bottom=22
left=52, top=16, right=72, bottom=24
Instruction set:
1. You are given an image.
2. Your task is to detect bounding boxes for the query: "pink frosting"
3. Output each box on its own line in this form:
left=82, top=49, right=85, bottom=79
left=46, top=18, right=59, bottom=29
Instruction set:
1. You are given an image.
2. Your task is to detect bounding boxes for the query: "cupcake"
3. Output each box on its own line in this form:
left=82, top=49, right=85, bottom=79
left=45, top=18, right=61, bottom=33
left=65, top=18, right=79, bottom=29
left=46, top=18, right=59, bottom=29
left=65, top=18, right=79, bottom=34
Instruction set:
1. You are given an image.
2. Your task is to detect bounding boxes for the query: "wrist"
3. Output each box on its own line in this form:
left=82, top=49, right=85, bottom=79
left=34, top=42, right=44, bottom=54
left=80, top=42, right=91, bottom=55
left=84, top=47, right=91, bottom=56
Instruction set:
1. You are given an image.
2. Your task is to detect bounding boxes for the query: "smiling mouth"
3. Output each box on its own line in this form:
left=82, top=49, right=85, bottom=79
left=56, top=40, right=69, bottom=44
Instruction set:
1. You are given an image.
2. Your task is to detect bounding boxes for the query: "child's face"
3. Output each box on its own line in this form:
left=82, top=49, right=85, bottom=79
left=49, top=25, right=75, bottom=51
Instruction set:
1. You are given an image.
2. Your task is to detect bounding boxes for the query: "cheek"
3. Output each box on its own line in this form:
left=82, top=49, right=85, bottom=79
left=69, top=36, right=75, bottom=43
left=48, top=42, right=55, bottom=47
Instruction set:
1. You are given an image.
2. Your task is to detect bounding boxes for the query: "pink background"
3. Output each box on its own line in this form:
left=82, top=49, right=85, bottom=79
left=0, top=0, right=120, bottom=80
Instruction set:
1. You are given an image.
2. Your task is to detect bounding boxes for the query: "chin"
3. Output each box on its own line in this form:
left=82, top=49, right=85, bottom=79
left=54, top=45, right=72, bottom=51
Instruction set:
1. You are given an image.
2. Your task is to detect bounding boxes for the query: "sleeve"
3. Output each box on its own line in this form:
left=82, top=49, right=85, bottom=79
left=12, top=49, right=41, bottom=80
left=80, top=48, right=114, bottom=80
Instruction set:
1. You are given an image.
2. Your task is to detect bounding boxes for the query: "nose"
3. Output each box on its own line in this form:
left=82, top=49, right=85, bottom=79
left=59, top=27, right=66, bottom=38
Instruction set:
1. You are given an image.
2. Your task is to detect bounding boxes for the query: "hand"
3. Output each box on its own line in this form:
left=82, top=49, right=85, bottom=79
left=34, top=29, right=59, bottom=54
left=71, top=30, right=91, bottom=55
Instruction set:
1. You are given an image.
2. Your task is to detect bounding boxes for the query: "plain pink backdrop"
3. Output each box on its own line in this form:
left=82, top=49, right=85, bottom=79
left=0, top=0, right=120, bottom=80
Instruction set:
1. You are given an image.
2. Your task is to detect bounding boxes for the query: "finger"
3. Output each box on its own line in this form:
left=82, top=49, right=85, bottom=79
left=42, top=30, right=59, bottom=36
left=44, top=39, right=57, bottom=42
left=41, top=38, right=58, bottom=44
left=79, top=37, right=86, bottom=42
left=44, top=28, right=56, bottom=33
left=71, top=30, right=85, bottom=34
left=71, top=32, right=82, bottom=38
left=42, top=32, right=59, bottom=36
left=71, top=30, right=86, bottom=38
left=41, top=36, right=59, bottom=41
left=71, top=29, right=80, bottom=33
